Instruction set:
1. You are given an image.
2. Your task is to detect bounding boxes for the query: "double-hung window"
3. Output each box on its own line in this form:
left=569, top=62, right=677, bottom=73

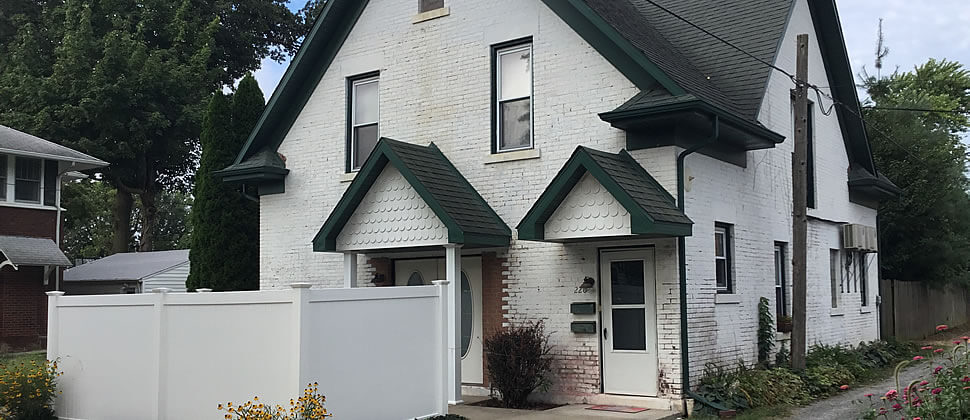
left=774, top=243, right=788, bottom=319
left=418, top=0, right=444, bottom=12
left=0, top=154, right=6, bottom=200
left=14, top=157, right=41, bottom=203
left=715, top=223, right=734, bottom=293
left=830, top=249, right=842, bottom=309
left=349, top=74, right=379, bottom=171
left=858, top=253, right=869, bottom=306
left=494, top=41, right=533, bottom=153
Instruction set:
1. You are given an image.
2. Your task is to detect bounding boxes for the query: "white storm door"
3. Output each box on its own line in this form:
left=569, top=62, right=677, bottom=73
left=600, top=249, right=659, bottom=396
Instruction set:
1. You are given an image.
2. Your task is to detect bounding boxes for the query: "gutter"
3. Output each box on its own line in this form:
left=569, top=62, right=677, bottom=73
left=676, top=115, right=723, bottom=415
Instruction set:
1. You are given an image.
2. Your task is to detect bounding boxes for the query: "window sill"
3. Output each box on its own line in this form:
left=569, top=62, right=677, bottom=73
left=860, top=307, right=873, bottom=314
left=775, top=332, right=791, bottom=341
left=339, top=172, right=357, bottom=183
left=485, top=148, right=541, bottom=165
left=0, top=201, right=59, bottom=211
left=715, top=294, right=741, bottom=305
left=830, top=309, right=845, bottom=317
left=412, top=7, right=450, bottom=24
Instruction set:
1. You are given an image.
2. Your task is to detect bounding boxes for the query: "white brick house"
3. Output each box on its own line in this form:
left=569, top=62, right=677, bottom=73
left=219, top=0, right=898, bottom=410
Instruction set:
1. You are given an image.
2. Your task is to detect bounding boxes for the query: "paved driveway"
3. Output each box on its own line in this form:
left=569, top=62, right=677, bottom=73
left=449, top=402, right=680, bottom=420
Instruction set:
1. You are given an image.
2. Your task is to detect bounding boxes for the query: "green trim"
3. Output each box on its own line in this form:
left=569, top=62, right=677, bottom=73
left=540, top=0, right=685, bottom=95
left=313, top=138, right=510, bottom=252
left=516, top=146, right=692, bottom=241
left=232, top=0, right=371, bottom=166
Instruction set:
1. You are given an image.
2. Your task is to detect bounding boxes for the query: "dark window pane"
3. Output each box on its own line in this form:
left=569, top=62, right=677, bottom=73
left=419, top=0, right=444, bottom=12
left=407, top=271, right=424, bottom=286
left=715, top=260, right=727, bottom=290
left=353, top=124, right=379, bottom=169
left=499, top=98, right=530, bottom=150
left=43, top=159, right=57, bottom=206
left=776, top=287, right=784, bottom=319
left=612, top=308, right=646, bottom=351
left=460, top=272, right=472, bottom=358
left=611, top=260, right=645, bottom=305
left=0, top=155, right=6, bottom=200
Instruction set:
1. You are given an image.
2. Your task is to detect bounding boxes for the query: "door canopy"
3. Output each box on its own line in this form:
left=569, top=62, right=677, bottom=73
left=517, top=146, right=692, bottom=241
left=313, top=138, right=511, bottom=252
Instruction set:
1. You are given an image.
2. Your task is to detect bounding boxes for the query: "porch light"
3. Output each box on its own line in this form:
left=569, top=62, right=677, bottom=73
left=579, top=276, right=595, bottom=290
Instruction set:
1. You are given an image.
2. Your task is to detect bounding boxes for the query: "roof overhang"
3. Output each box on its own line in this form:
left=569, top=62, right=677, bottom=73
left=517, top=146, right=692, bottom=242
left=848, top=166, right=901, bottom=209
left=0, top=235, right=71, bottom=271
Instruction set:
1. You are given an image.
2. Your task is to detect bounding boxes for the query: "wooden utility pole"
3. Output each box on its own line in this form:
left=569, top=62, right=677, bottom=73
left=791, top=33, right=810, bottom=371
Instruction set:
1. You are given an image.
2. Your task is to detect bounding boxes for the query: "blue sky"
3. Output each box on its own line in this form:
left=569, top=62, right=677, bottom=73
left=253, top=1, right=970, bottom=107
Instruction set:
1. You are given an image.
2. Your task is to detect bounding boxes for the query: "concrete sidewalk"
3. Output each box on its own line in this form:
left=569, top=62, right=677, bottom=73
left=448, top=397, right=681, bottom=420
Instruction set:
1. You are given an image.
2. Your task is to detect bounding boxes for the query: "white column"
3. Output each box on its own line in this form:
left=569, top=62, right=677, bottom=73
left=45, top=291, right=64, bottom=360
left=444, top=244, right=463, bottom=404
left=290, top=283, right=312, bottom=397
left=343, top=252, right=358, bottom=288
left=432, top=280, right=451, bottom=415
left=151, top=287, right=170, bottom=420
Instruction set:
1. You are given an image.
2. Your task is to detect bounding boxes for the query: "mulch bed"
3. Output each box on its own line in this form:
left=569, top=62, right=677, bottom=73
left=468, top=398, right=563, bottom=411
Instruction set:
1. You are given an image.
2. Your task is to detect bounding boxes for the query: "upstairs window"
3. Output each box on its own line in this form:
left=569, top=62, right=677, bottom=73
left=349, top=74, right=379, bottom=171
left=14, top=157, right=41, bottom=203
left=830, top=249, right=842, bottom=309
left=419, top=0, right=444, bottom=12
left=0, top=154, right=6, bottom=200
left=493, top=41, right=533, bottom=153
left=715, top=223, right=734, bottom=294
left=774, top=243, right=788, bottom=320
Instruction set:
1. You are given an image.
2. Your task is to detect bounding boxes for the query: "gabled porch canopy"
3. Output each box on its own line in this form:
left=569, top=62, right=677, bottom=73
left=517, top=146, right=692, bottom=241
left=312, top=138, right=511, bottom=253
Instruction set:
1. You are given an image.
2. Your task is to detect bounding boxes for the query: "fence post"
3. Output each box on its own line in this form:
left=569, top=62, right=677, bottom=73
left=291, top=283, right=312, bottom=397
left=432, top=280, right=450, bottom=416
left=151, top=288, right=171, bottom=420
left=45, top=291, right=64, bottom=361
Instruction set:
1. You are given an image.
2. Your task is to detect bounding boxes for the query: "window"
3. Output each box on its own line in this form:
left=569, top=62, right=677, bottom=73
left=493, top=41, right=532, bottom=153
left=774, top=243, right=788, bottom=319
left=715, top=223, right=733, bottom=293
left=419, top=0, right=444, bottom=12
left=806, top=103, right=816, bottom=208
left=830, top=249, right=841, bottom=309
left=0, top=154, right=6, bottom=200
left=858, top=253, right=869, bottom=306
left=349, top=74, right=379, bottom=171
left=14, top=157, right=41, bottom=203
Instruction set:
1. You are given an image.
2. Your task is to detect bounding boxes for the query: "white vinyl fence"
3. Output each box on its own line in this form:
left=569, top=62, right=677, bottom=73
left=46, top=282, right=450, bottom=420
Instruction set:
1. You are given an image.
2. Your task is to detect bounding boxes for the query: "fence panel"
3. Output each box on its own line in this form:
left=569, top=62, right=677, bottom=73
left=47, top=284, right=447, bottom=420
left=886, top=280, right=970, bottom=340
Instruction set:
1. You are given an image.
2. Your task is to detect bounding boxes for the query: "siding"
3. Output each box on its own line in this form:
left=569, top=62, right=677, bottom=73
left=142, top=262, right=189, bottom=293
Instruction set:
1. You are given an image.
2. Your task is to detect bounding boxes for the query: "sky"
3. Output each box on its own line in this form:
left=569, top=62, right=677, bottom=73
left=252, top=1, right=970, bottom=111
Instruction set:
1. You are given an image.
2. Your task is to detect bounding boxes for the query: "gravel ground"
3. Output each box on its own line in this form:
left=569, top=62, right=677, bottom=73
left=785, top=363, right=930, bottom=419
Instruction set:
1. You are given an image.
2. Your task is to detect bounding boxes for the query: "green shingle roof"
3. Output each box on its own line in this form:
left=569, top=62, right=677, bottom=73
left=518, top=146, right=692, bottom=241
left=313, top=138, right=511, bottom=252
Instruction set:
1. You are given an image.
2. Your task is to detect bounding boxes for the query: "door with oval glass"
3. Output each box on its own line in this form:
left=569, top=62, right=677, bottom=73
left=600, top=249, right=658, bottom=396
left=394, top=256, right=484, bottom=384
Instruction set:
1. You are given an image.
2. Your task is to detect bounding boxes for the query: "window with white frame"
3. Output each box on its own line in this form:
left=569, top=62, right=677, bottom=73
left=830, top=249, right=841, bottom=309
left=349, top=74, right=379, bottom=171
left=774, top=243, right=788, bottom=320
left=14, top=157, right=41, bottom=203
left=494, top=41, right=533, bottom=153
left=715, top=223, right=733, bottom=293
left=0, top=154, right=6, bottom=200
left=858, top=252, right=869, bottom=306
left=418, top=0, right=444, bottom=12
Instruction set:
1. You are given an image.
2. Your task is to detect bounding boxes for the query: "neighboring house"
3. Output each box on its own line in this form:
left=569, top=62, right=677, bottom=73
left=0, top=125, right=108, bottom=349
left=217, top=0, right=898, bottom=409
left=63, top=250, right=190, bottom=295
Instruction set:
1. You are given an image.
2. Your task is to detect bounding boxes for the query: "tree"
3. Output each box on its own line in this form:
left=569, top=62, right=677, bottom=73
left=0, top=0, right=310, bottom=253
left=862, top=59, right=970, bottom=286
left=187, top=75, right=261, bottom=291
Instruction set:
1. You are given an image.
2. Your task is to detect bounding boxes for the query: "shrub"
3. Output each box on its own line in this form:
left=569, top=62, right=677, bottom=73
left=0, top=359, right=61, bottom=420
left=218, top=383, right=331, bottom=420
left=483, top=321, right=553, bottom=408
left=757, top=297, right=775, bottom=366
left=775, top=343, right=791, bottom=368
left=695, top=361, right=811, bottom=411
left=803, top=365, right=855, bottom=395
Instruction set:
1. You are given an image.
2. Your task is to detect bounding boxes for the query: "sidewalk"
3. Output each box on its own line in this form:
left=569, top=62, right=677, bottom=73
left=449, top=397, right=681, bottom=420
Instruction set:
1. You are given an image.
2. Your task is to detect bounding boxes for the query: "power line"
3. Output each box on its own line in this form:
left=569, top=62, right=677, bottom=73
left=862, top=106, right=969, bottom=115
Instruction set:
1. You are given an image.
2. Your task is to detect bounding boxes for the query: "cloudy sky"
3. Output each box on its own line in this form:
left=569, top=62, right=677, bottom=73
left=253, top=1, right=970, bottom=105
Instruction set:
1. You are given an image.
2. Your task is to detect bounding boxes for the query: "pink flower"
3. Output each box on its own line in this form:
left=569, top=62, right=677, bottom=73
left=893, top=403, right=903, bottom=411
left=963, top=376, right=970, bottom=382
left=879, top=408, right=887, bottom=414
left=915, top=417, right=922, bottom=420
left=937, top=324, right=949, bottom=331
left=886, top=389, right=899, bottom=399
left=840, top=385, right=850, bottom=390
left=962, top=336, right=970, bottom=341
left=954, top=341, right=962, bottom=345
left=920, top=380, right=929, bottom=386
left=934, top=348, right=944, bottom=353
left=913, top=356, right=925, bottom=361
left=935, top=366, right=944, bottom=374
left=965, top=386, right=970, bottom=390
left=864, top=393, right=874, bottom=398
left=932, top=388, right=943, bottom=395
left=921, top=346, right=935, bottom=350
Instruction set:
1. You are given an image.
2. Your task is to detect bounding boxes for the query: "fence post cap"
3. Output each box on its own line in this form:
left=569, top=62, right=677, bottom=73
left=196, top=288, right=213, bottom=293
left=431, top=280, right=450, bottom=286
left=151, top=288, right=173, bottom=294
left=46, top=291, right=65, bottom=297
left=290, top=282, right=313, bottom=289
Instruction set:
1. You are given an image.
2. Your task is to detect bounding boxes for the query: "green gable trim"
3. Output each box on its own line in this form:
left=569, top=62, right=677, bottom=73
left=517, top=146, right=692, bottom=241
left=313, top=138, right=510, bottom=252
left=232, top=0, right=370, bottom=167
left=540, top=0, right=685, bottom=95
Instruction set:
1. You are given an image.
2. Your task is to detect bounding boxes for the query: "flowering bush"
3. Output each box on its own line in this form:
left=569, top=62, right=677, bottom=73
left=218, top=383, right=331, bottom=420
left=0, top=359, right=61, bottom=420
left=860, top=325, right=970, bottom=419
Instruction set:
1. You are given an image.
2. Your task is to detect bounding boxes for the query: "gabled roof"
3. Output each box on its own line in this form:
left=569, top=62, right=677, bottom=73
left=313, top=138, right=511, bottom=252
left=0, top=235, right=71, bottom=269
left=64, top=250, right=189, bottom=282
left=0, top=125, right=108, bottom=170
left=518, top=146, right=692, bottom=241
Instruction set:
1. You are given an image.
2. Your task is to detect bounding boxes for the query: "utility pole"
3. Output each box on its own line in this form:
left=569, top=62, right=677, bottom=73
left=791, top=33, right=810, bottom=371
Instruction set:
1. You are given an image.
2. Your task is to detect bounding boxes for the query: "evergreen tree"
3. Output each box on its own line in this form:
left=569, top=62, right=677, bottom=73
left=187, top=75, right=262, bottom=291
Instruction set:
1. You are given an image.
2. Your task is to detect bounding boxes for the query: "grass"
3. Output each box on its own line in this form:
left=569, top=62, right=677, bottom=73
left=0, top=351, right=46, bottom=369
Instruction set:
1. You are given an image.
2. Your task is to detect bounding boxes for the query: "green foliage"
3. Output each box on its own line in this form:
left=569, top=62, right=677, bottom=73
left=775, top=343, right=791, bottom=368
left=187, top=77, right=261, bottom=291
left=862, top=59, right=970, bottom=286
left=482, top=321, right=553, bottom=409
left=695, top=362, right=810, bottom=412
left=0, top=359, right=61, bottom=420
left=758, top=297, right=775, bottom=365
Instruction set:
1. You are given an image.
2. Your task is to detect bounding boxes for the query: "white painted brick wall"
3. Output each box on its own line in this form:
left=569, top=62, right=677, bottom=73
left=257, top=0, right=881, bottom=399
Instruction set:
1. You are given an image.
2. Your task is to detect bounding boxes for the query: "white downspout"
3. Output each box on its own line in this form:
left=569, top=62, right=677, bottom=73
left=54, top=173, right=63, bottom=291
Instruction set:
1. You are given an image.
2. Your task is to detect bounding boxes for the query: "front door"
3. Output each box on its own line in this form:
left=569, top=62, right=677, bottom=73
left=600, top=249, right=659, bottom=396
left=394, top=256, right=484, bottom=385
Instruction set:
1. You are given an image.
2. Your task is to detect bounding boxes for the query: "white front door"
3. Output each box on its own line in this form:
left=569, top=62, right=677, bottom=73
left=394, top=256, right=484, bottom=385
left=600, top=249, right=659, bottom=396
